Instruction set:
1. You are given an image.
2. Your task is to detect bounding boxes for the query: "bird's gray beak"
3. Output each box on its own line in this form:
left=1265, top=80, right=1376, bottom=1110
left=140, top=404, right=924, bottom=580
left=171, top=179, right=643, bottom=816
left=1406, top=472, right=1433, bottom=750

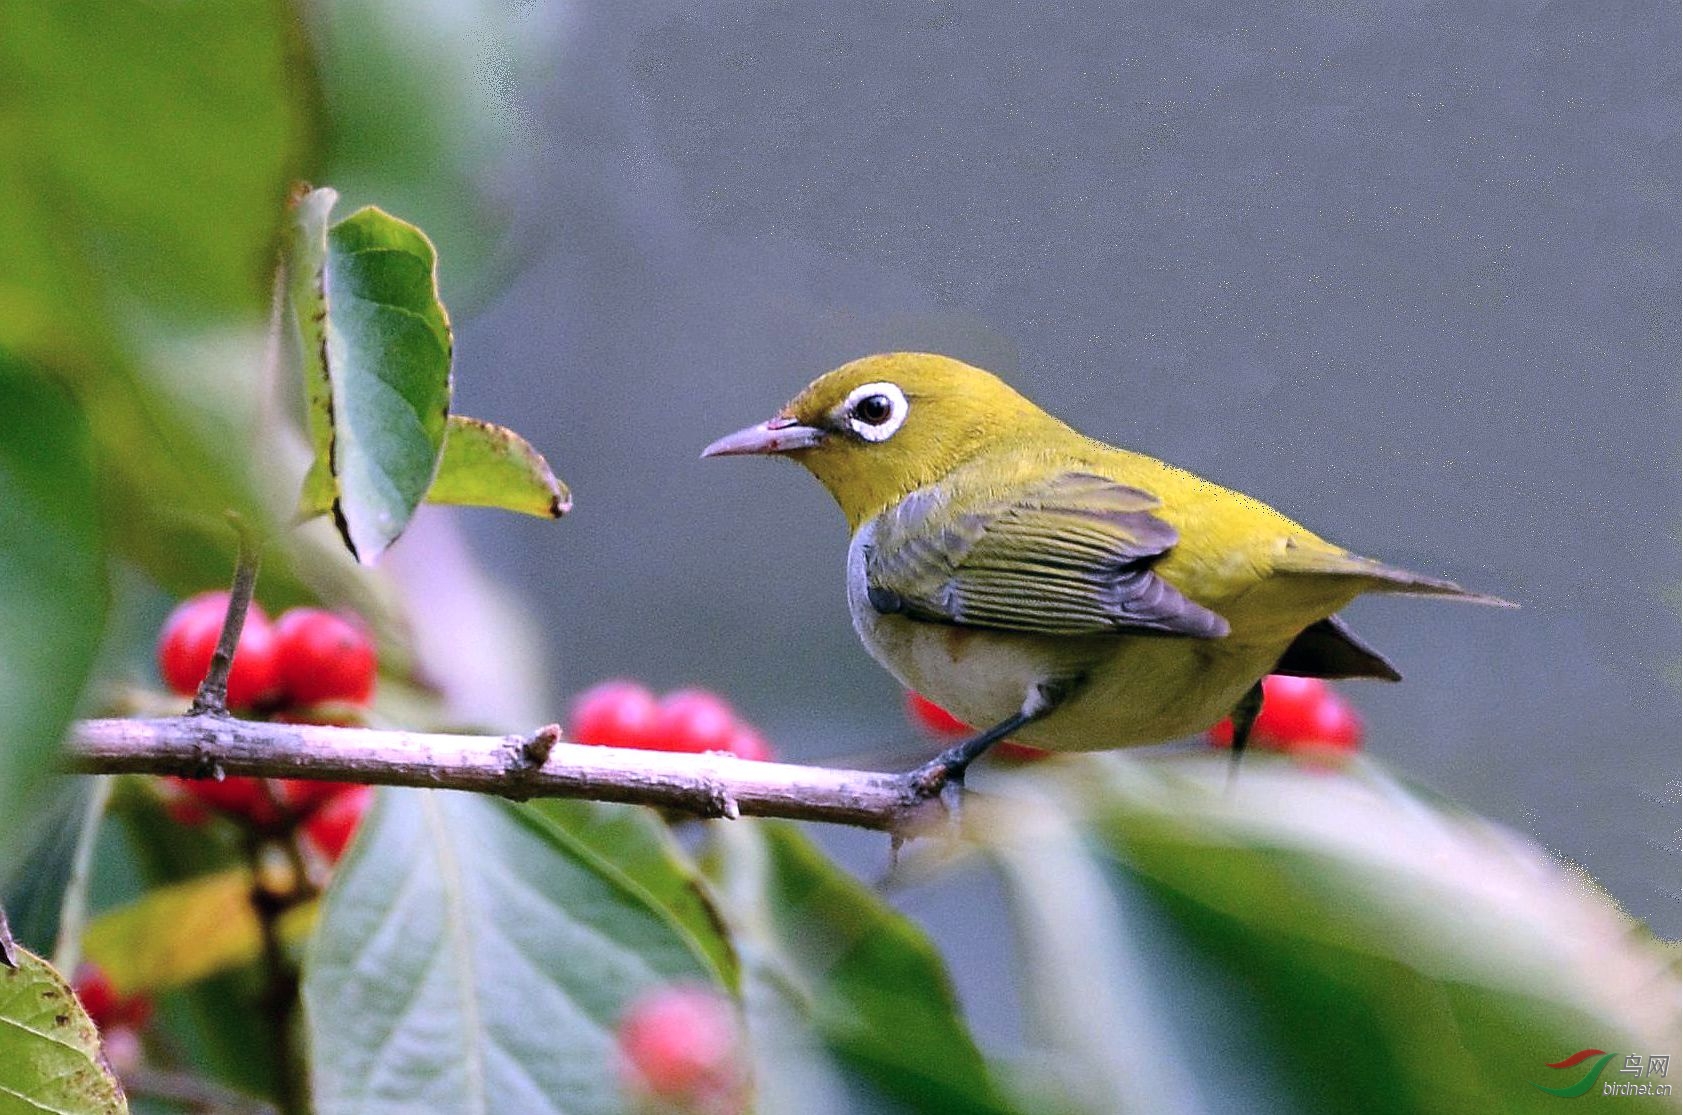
left=701, top=417, right=825, bottom=458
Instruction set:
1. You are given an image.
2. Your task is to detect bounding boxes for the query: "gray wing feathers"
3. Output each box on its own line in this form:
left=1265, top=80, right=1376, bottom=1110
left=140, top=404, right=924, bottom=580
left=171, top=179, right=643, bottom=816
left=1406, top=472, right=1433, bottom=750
left=865, top=473, right=1230, bottom=639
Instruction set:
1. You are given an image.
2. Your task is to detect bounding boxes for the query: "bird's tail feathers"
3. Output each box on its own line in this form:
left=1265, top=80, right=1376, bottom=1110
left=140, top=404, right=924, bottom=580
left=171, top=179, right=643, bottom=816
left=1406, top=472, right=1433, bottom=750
left=1276, top=546, right=1516, bottom=607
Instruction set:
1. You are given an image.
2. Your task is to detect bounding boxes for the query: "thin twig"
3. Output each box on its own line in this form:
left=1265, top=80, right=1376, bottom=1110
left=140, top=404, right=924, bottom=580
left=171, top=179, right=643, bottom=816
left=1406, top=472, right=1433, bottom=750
left=0, top=905, right=16, bottom=969
left=64, top=717, right=936, bottom=834
left=190, top=528, right=262, bottom=717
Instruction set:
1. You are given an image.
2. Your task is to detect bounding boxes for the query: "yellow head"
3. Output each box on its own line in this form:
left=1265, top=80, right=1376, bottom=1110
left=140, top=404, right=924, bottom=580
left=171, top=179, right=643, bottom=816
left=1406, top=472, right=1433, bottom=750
left=702, top=353, right=1065, bottom=528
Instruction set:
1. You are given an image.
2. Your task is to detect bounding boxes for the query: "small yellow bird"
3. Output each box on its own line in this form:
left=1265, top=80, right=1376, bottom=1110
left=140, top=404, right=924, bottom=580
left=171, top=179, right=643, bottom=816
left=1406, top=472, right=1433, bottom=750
left=703, top=353, right=1506, bottom=799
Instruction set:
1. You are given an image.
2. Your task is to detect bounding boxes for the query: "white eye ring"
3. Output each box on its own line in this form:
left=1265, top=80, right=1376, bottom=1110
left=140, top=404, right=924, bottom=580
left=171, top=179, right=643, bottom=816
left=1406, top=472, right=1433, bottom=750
left=841, top=381, right=909, bottom=442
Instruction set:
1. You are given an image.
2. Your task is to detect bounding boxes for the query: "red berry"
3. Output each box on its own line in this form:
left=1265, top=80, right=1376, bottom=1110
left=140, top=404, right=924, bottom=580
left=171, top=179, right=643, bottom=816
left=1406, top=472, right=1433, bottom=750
left=273, top=608, right=377, bottom=707
left=1252, top=675, right=1329, bottom=744
left=570, top=681, right=662, bottom=749
left=74, top=964, right=117, bottom=1027
left=906, top=691, right=970, bottom=737
left=1292, top=695, right=1364, bottom=751
left=1209, top=675, right=1354, bottom=750
left=74, top=964, right=152, bottom=1031
left=275, top=779, right=358, bottom=817
left=725, top=725, right=773, bottom=762
left=618, top=985, right=743, bottom=1107
left=156, top=592, right=281, bottom=708
left=166, top=775, right=283, bottom=826
left=164, top=775, right=355, bottom=826
left=304, top=785, right=372, bottom=863
left=653, top=689, right=737, bottom=754
left=164, top=795, right=212, bottom=826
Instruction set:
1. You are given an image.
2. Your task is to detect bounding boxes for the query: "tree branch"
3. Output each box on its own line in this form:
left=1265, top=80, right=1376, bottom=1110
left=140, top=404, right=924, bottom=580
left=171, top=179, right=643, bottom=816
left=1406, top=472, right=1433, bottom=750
left=64, top=717, right=928, bottom=833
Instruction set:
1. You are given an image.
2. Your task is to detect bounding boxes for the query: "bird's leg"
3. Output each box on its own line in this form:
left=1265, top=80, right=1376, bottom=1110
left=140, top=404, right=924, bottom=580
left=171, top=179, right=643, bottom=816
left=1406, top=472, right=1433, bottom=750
left=901, top=680, right=1070, bottom=804
left=904, top=711, right=1033, bottom=803
left=1225, top=679, right=1266, bottom=785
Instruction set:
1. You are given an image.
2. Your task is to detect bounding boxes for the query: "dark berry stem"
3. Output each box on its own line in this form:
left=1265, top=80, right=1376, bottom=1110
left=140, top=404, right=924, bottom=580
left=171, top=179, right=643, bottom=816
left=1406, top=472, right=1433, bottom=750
left=189, top=524, right=262, bottom=717
left=246, top=827, right=310, bottom=1115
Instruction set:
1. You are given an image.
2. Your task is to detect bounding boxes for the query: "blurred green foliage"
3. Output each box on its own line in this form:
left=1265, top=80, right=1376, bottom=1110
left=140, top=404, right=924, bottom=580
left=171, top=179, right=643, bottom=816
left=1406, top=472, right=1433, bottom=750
left=0, top=1, right=306, bottom=366
left=987, top=757, right=1681, bottom=1115
left=306, top=0, right=558, bottom=306
left=0, top=367, right=103, bottom=863
left=707, top=821, right=1028, bottom=1115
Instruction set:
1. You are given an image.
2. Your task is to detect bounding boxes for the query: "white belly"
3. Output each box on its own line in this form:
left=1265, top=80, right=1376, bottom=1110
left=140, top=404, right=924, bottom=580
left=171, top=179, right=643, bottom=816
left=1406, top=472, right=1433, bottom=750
left=845, top=524, right=1288, bottom=751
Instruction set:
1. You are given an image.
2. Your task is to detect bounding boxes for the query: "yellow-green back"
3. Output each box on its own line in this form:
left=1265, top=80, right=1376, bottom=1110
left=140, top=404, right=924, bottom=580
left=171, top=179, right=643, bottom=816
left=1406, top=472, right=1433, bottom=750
left=781, top=353, right=1323, bottom=554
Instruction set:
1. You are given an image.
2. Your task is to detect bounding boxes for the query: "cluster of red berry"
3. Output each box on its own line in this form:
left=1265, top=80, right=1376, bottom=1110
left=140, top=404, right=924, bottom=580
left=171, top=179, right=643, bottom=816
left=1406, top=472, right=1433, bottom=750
left=1206, top=675, right=1364, bottom=756
left=155, top=592, right=377, bottom=860
left=157, top=591, right=376, bottom=711
left=617, top=985, right=745, bottom=1114
left=908, top=677, right=1364, bottom=763
left=163, top=777, right=372, bottom=861
left=569, top=682, right=773, bottom=761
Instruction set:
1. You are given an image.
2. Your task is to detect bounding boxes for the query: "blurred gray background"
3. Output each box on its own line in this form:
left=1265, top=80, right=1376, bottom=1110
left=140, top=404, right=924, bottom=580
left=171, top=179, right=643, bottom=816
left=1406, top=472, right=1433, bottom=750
left=443, top=0, right=1679, bottom=965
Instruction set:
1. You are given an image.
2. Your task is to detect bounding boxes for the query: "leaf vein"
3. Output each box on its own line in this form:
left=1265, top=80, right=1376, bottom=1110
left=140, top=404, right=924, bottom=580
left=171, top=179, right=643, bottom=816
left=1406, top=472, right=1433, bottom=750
left=424, top=795, right=490, bottom=1115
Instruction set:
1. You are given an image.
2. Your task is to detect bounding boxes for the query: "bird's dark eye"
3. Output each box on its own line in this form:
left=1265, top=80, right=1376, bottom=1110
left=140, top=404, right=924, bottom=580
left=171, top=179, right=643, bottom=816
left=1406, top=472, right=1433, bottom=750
left=852, top=394, right=894, bottom=425
left=842, top=381, right=908, bottom=442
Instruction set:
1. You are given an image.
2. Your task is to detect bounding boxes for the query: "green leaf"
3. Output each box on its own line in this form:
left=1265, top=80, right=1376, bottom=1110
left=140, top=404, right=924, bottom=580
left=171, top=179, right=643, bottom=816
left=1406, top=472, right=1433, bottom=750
left=987, top=757, right=1683, bottom=1115
left=0, top=946, right=126, bottom=1115
left=708, top=822, right=1023, bottom=1115
left=0, top=0, right=310, bottom=369
left=82, top=870, right=317, bottom=997
left=707, top=822, right=857, bottom=1115
left=0, top=2, right=364, bottom=661
left=529, top=801, right=735, bottom=987
left=303, top=790, right=718, bottom=1115
left=0, top=362, right=104, bottom=866
left=290, top=190, right=453, bottom=563
left=428, top=416, right=570, bottom=518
